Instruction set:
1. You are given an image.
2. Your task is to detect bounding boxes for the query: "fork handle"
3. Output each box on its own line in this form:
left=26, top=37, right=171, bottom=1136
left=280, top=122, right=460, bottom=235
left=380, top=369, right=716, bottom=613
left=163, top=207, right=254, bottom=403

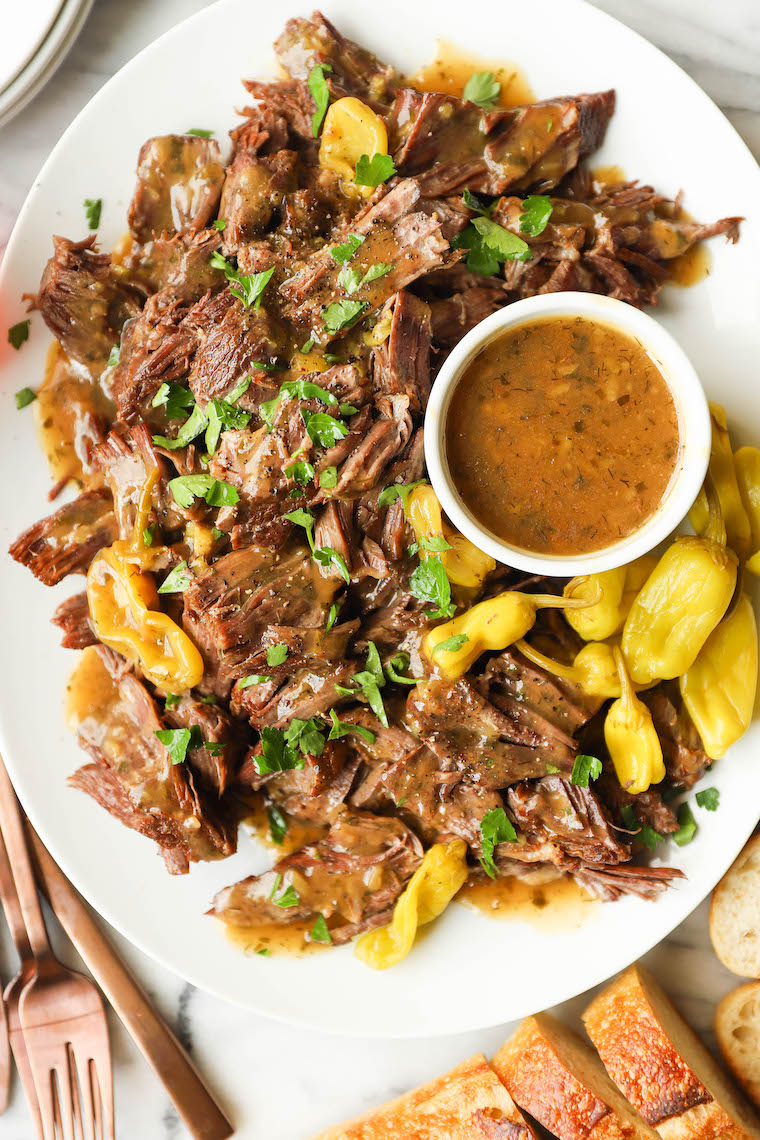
left=28, top=826, right=235, bottom=1140
left=0, top=759, right=53, bottom=963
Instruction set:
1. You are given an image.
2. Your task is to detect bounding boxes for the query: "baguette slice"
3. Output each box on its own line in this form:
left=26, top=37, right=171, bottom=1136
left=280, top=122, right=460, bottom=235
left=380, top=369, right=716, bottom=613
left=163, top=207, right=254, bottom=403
left=310, top=1053, right=541, bottom=1140
left=583, top=964, right=760, bottom=1140
left=492, top=1011, right=662, bottom=1140
left=715, top=981, right=760, bottom=1110
left=710, top=837, right=760, bottom=977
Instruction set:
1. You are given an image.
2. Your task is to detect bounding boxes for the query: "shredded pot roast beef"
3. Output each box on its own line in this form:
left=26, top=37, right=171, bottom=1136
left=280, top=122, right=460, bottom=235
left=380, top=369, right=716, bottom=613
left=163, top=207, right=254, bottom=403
left=12, top=11, right=736, bottom=949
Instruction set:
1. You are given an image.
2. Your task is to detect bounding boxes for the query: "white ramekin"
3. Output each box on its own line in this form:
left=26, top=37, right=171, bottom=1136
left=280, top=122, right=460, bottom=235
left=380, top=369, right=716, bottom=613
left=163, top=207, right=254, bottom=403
left=424, top=291, right=711, bottom=577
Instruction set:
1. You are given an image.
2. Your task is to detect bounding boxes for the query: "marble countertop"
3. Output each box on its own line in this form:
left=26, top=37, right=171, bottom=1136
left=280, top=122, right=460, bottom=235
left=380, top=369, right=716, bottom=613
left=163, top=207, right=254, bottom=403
left=1, top=1, right=759, bottom=1137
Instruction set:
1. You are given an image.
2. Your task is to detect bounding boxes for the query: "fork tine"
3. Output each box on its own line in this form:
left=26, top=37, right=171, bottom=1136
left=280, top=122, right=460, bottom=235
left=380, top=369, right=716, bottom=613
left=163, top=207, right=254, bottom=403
left=7, top=1023, right=46, bottom=1140
left=89, top=1041, right=115, bottom=1140
left=70, top=1047, right=97, bottom=1140
left=53, top=1049, right=77, bottom=1140
left=68, top=1046, right=87, bottom=1140
left=32, top=1059, right=59, bottom=1140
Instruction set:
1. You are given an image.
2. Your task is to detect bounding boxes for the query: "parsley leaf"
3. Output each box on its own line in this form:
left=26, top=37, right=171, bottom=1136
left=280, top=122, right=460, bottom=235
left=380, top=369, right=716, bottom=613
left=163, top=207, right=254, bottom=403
left=204, top=393, right=251, bottom=455
left=313, top=546, right=351, bottom=584
left=284, top=507, right=316, bottom=548
left=152, top=381, right=195, bottom=419
left=377, top=480, right=426, bottom=513
left=570, top=754, right=602, bottom=787
left=431, top=634, right=468, bottom=656
left=354, top=153, right=397, bottom=187
left=15, top=387, right=36, bottom=409
left=620, top=805, right=663, bottom=852
left=142, top=524, right=156, bottom=546
left=463, top=71, right=501, bottom=109
left=385, top=652, right=417, bottom=685
left=168, top=474, right=239, bottom=509
left=158, top=561, right=193, bottom=594
left=310, top=915, right=332, bottom=943
left=362, top=261, right=393, bottom=284
left=307, top=62, right=333, bottom=136
left=409, top=555, right=455, bottom=619
left=304, top=411, right=349, bottom=448
left=155, top=727, right=197, bottom=765
left=696, top=787, right=720, bottom=811
left=545, top=763, right=561, bottom=774
left=186, top=127, right=214, bottom=137
left=519, top=195, right=553, bottom=237
left=153, top=401, right=208, bottom=450
left=84, top=198, right=102, bottom=229
left=451, top=224, right=501, bottom=275
left=209, top=251, right=273, bottom=309
left=164, top=694, right=181, bottom=708
left=213, top=218, right=226, bottom=231
left=266, top=644, right=289, bottom=667
left=323, top=299, right=367, bottom=334
left=256, top=728, right=303, bottom=775
left=238, top=674, right=272, bottom=689
left=327, top=709, right=376, bottom=744
left=8, top=321, right=30, bottom=350
left=267, top=805, right=287, bottom=845
left=673, top=802, right=698, bottom=846
left=472, top=216, right=531, bottom=262
left=107, top=344, right=120, bottom=367
left=319, top=465, right=338, bottom=489
left=285, top=717, right=326, bottom=759
left=272, top=883, right=300, bottom=908
left=479, top=807, right=517, bottom=878
left=325, top=601, right=341, bottom=632
left=462, top=188, right=493, bottom=216
left=337, top=265, right=362, bottom=295
left=330, top=233, right=364, bottom=264
left=285, top=458, right=316, bottom=486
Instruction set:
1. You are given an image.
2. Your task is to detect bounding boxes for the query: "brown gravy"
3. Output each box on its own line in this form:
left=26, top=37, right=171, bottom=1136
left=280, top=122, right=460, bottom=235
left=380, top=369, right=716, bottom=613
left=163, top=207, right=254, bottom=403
left=409, top=42, right=534, bottom=108
left=458, top=873, right=598, bottom=933
left=36, top=340, right=112, bottom=491
left=445, top=316, right=681, bottom=555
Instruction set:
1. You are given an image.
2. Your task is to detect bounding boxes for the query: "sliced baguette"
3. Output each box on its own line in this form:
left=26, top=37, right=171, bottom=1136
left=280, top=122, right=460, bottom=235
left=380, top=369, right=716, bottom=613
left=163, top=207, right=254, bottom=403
left=583, top=963, right=760, bottom=1140
left=710, top=836, right=760, bottom=978
left=715, top=981, right=760, bottom=1110
left=491, top=1011, right=661, bottom=1140
left=309, top=1053, right=540, bottom=1140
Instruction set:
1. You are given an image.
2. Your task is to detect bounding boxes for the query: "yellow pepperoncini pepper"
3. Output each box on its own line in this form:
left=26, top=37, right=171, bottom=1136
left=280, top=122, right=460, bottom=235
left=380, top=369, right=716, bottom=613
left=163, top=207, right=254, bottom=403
left=604, top=648, right=666, bottom=795
left=680, top=593, right=758, bottom=760
left=423, top=588, right=598, bottom=680
left=515, top=638, right=652, bottom=699
left=563, top=555, right=658, bottom=642
left=407, top=485, right=496, bottom=590
left=354, top=840, right=468, bottom=970
left=319, top=97, right=388, bottom=197
left=734, top=446, right=760, bottom=576
left=621, top=491, right=737, bottom=685
left=86, top=473, right=204, bottom=692
left=689, top=403, right=751, bottom=559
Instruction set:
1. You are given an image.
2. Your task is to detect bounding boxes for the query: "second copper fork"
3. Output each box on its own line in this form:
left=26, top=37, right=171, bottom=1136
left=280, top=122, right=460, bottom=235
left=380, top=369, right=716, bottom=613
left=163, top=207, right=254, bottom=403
left=0, top=757, right=114, bottom=1140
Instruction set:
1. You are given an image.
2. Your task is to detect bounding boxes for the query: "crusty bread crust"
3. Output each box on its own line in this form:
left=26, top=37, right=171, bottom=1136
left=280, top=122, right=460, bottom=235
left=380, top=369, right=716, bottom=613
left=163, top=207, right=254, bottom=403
left=492, top=1013, right=661, bottom=1140
left=583, top=964, right=760, bottom=1140
left=715, top=982, right=760, bottom=1110
left=710, top=836, right=760, bottom=978
left=309, top=1053, right=539, bottom=1140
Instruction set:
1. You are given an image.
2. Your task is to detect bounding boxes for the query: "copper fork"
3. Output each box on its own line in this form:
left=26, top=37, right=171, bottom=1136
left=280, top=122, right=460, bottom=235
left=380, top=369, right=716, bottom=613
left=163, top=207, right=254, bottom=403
left=0, top=829, right=43, bottom=1138
left=0, top=757, right=114, bottom=1140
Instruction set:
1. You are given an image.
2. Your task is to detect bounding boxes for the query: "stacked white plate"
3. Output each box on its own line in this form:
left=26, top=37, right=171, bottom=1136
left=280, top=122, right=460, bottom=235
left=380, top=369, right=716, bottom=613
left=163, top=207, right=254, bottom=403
left=0, top=0, right=94, bottom=129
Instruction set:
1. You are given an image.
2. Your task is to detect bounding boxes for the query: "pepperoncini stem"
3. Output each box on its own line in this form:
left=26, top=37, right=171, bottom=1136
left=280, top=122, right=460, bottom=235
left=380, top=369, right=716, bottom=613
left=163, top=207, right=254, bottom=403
left=319, top=97, right=388, bottom=197
left=604, top=648, right=665, bottom=795
left=515, top=639, right=579, bottom=681
left=516, top=638, right=653, bottom=699
left=423, top=586, right=601, bottom=680
left=354, top=840, right=468, bottom=969
left=680, top=593, right=758, bottom=760
left=407, top=484, right=496, bottom=589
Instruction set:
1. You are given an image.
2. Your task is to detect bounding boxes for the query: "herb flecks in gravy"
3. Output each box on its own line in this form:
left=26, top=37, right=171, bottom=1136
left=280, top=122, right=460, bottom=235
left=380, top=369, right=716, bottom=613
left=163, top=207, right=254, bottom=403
left=445, top=316, right=680, bottom=555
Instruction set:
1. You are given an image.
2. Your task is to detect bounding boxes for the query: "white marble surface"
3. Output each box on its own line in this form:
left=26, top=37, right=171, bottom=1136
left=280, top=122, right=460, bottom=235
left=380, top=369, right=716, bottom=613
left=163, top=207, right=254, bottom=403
left=0, top=2, right=759, bottom=1137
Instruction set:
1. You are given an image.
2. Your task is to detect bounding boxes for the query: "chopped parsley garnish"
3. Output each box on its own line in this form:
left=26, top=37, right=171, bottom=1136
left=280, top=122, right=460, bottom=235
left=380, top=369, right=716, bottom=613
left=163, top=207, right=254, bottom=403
left=462, top=188, right=493, bottom=216
left=204, top=388, right=252, bottom=454
left=362, top=261, right=393, bottom=283
left=300, top=338, right=315, bottom=353
left=479, top=807, right=517, bottom=878
left=239, top=674, right=272, bottom=689
left=330, top=233, right=365, bottom=264
left=8, top=321, right=30, bottom=350
left=313, top=545, right=350, bottom=584
left=322, top=299, right=367, bottom=334
left=335, top=642, right=388, bottom=726
left=152, top=381, right=195, bottom=419
left=285, top=458, right=316, bottom=486
left=209, top=251, right=274, bottom=309
left=168, top=474, right=239, bottom=509
left=284, top=506, right=316, bottom=546
left=431, top=634, right=468, bottom=656
left=673, top=802, right=698, bottom=847
left=203, top=742, right=224, bottom=755
left=255, top=718, right=326, bottom=776
left=545, top=763, right=561, bottom=774
left=164, top=694, right=181, bottom=708
left=212, top=527, right=225, bottom=541
left=304, top=411, right=349, bottom=448
left=385, top=652, right=417, bottom=685
left=519, top=195, right=553, bottom=237
left=84, top=198, right=102, bottom=229
left=186, top=127, right=214, bottom=137
left=570, top=754, right=602, bottom=787
left=310, top=915, right=332, bottom=943
left=157, top=561, right=193, bottom=594
left=155, top=727, right=197, bottom=765
left=696, top=787, right=719, bottom=811
left=620, top=805, right=663, bottom=852
left=284, top=378, right=338, bottom=405
left=15, top=387, right=36, bottom=409
left=409, top=555, right=455, bottom=619
left=256, top=948, right=270, bottom=956
left=266, top=644, right=289, bottom=667
left=213, top=218, right=227, bottom=231
left=452, top=215, right=531, bottom=275
left=319, top=465, right=338, bottom=489
left=142, top=524, right=156, bottom=546
left=354, top=152, right=397, bottom=187
left=153, top=402, right=208, bottom=450
left=107, top=344, right=120, bottom=367
left=307, top=62, right=333, bottom=136
left=272, top=882, right=300, bottom=908
left=463, top=71, right=501, bottom=109
left=337, top=265, right=362, bottom=295
left=268, top=805, right=288, bottom=845
left=408, top=535, right=452, bottom=557
left=325, top=601, right=341, bottom=632
left=377, top=480, right=426, bottom=513
left=327, top=709, right=376, bottom=744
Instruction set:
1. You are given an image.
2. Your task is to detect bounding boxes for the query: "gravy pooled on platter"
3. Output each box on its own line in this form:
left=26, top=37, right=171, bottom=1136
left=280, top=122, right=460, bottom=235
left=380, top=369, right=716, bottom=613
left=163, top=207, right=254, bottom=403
left=445, top=315, right=681, bottom=555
